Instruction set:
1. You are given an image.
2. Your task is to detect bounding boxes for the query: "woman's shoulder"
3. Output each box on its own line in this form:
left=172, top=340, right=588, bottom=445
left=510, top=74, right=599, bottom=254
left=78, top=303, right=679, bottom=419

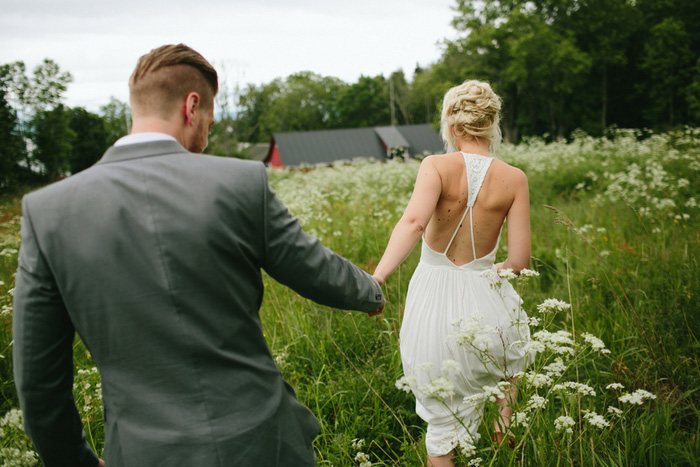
left=421, top=152, right=463, bottom=172
left=491, top=158, right=528, bottom=183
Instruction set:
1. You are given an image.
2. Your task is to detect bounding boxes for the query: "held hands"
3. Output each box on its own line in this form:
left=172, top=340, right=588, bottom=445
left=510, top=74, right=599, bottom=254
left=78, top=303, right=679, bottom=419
left=367, top=274, right=386, bottom=317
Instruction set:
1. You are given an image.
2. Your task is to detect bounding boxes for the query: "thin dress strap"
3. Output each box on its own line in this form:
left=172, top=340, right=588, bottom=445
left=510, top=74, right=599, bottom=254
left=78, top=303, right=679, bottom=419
left=443, top=153, right=493, bottom=258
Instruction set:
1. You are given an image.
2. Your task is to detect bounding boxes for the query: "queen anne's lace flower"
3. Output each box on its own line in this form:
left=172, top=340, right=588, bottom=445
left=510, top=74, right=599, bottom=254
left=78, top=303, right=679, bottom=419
left=525, top=371, right=554, bottom=388
left=464, top=393, right=487, bottom=407
left=619, top=389, right=657, bottom=405
left=498, top=268, right=517, bottom=280
left=543, top=358, right=566, bottom=377
left=525, top=394, right=548, bottom=412
left=554, top=415, right=575, bottom=433
left=510, top=411, right=530, bottom=427
left=421, top=377, right=456, bottom=399
left=606, top=382, right=624, bottom=390
left=395, top=375, right=415, bottom=393
left=583, top=411, right=610, bottom=429
left=537, top=299, right=571, bottom=313
left=552, top=381, right=596, bottom=397
left=482, top=384, right=506, bottom=402
left=441, top=359, right=461, bottom=374
left=582, top=333, right=611, bottom=354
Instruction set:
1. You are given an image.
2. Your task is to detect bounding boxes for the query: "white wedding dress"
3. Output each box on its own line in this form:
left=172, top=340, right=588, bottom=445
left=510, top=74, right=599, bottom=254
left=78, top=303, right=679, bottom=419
left=399, top=152, right=531, bottom=457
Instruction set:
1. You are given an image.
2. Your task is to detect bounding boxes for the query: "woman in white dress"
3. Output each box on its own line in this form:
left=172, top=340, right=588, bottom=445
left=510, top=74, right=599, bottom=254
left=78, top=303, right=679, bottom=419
left=373, top=80, right=532, bottom=467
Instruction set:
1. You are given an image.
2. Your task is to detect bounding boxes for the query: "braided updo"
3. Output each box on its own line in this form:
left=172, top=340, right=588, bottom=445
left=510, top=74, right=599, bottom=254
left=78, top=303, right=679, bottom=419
left=440, top=80, right=502, bottom=154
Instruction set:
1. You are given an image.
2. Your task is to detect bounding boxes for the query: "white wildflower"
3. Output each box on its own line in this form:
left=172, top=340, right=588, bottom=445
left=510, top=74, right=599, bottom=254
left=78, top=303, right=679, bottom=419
left=519, top=268, right=540, bottom=278
left=583, top=411, right=610, bottom=429
left=619, top=389, right=657, bottom=405
left=528, top=316, right=541, bottom=326
left=543, top=358, right=566, bottom=377
left=552, top=381, right=596, bottom=397
left=525, top=394, right=548, bottom=412
left=351, top=438, right=365, bottom=450
left=395, top=375, right=416, bottom=393
left=482, top=384, right=506, bottom=402
left=441, top=359, right=461, bottom=375
left=468, top=457, right=483, bottom=466
left=463, top=393, right=487, bottom=408
left=532, top=329, right=576, bottom=355
left=0, top=409, right=23, bottom=429
left=607, top=406, right=623, bottom=417
left=554, top=415, right=575, bottom=433
left=498, top=268, right=517, bottom=280
left=355, top=451, right=371, bottom=467
left=536, top=299, right=571, bottom=313
left=582, top=333, right=611, bottom=354
left=480, top=270, right=498, bottom=280
left=421, top=377, right=455, bottom=399
left=525, top=371, right=553, bottom=388
left=606, top=383, right=624, bottom=390
left=510, top=411, right=529, bottom=428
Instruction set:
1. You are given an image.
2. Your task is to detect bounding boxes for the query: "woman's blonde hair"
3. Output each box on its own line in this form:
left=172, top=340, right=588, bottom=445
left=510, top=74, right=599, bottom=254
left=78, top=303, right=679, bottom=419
left=440, top=80, right=502, bottom=154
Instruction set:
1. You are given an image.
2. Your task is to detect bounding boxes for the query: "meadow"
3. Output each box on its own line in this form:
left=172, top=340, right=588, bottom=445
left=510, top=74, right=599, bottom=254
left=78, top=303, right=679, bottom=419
left=1, top=127, right=699, bottom=466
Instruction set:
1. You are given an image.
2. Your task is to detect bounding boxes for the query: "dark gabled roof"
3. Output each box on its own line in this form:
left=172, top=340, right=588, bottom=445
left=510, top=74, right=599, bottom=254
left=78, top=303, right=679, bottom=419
left=273, top=128, right=387, bottom=166
left=269, top=123, right=444, bottom=167
left=246, top=143, right=270, bottom=161
left=396, top=124, right=445, bottom=157
left=375, top=126, right=409, bottom=149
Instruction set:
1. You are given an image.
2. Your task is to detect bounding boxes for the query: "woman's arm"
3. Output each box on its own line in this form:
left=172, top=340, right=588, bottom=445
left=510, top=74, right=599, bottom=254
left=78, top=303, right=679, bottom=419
left=498, top=168, right=531, bottom=274
left=373, top=157, right=442, bottom=284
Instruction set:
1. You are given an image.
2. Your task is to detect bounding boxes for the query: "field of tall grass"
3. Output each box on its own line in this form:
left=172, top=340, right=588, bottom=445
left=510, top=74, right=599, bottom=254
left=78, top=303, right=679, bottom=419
left=1, top=127, right=699, bottom=466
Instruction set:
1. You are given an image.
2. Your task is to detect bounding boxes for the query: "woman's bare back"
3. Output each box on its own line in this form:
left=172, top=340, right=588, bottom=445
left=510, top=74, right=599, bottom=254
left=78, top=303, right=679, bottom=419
left=423, top=152, right=528, bottom=267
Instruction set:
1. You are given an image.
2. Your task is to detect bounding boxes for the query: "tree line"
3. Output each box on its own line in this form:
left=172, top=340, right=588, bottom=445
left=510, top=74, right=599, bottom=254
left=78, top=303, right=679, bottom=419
left=0, top=60, right=130, bottom=191
left=2, top=0, right=698, bottom=191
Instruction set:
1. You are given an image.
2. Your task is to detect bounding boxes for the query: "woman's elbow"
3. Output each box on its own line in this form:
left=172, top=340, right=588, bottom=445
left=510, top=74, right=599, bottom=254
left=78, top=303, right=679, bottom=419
left=400, top=216, right=426, bottom=235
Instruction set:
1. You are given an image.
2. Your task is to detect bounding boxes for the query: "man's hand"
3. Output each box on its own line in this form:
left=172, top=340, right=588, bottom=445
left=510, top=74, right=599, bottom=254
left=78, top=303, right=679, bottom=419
left=368, top=275, right=385, bottom=317
left=98, top=459, right=105, bottom=467
left=368, top=301, right=384, bottom=317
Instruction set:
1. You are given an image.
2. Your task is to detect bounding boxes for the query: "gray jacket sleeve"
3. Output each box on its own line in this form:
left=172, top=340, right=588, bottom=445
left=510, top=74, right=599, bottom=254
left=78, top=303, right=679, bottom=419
left=13, top=196, right=100, bottom=467
left=260, top=168, right=384, bottom=312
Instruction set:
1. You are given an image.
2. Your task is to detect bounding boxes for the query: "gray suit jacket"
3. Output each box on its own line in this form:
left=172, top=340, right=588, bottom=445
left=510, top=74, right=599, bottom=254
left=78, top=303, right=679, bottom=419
left=13, top=140, right=384, bottom=466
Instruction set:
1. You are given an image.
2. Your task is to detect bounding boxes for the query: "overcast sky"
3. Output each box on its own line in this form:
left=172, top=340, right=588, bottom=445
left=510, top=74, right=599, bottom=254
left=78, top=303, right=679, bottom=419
left=1, top=0, right=458, bottom=113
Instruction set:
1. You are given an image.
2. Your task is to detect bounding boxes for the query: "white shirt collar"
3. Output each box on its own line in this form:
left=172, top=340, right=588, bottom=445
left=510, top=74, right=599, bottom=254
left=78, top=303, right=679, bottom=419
left=114, top=132, right=178, bottom=147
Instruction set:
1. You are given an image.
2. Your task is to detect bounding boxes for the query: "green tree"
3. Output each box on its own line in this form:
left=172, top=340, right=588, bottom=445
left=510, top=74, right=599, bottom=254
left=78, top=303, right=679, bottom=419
left=32, top=104, right=75, bottom=181
left=0, top=88, right=26, bottom=189
left=334, top=75, right=391, bottom=128
left=68, top=107, right=108, bottom=173
left=237, top=80, right=283, bottom=143
left=567, top=0, right=639, bottom=132
left=444, top=0, right=590, bottom=140
left=100, top=97, right=131, bottom=146
left=640, top=17, right=694, bottom=126
left=238, top=72, right=346, bottom=142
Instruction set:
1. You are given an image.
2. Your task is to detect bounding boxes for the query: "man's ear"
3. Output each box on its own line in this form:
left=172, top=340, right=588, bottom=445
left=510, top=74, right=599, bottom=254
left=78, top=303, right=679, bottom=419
left=183, top=92, right=201, bottom=127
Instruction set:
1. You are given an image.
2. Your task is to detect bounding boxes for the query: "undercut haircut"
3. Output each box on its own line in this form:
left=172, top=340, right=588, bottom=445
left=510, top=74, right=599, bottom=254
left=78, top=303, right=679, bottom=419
left=129, top=44, right=218, bottom=118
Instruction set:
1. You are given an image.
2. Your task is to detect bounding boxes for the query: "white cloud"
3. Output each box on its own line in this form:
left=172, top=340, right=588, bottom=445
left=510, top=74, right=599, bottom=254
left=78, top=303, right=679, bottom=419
left=1, top=0, right=457, bottom=111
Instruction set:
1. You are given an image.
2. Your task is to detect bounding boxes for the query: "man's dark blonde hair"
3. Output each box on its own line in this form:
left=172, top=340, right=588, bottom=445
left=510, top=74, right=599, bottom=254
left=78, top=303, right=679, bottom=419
left=129, top=44, right=218, bottom=118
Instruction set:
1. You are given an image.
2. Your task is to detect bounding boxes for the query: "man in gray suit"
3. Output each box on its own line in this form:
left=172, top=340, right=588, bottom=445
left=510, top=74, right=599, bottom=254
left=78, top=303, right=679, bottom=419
left=13, top=44, right=384, bottom=467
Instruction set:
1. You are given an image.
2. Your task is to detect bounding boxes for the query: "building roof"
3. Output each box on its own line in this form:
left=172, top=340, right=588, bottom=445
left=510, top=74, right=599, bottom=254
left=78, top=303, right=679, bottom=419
left=272, top=128, right=387, bottom=167
left=398, top=124, right=445, bottom=157
left=267, top=123, right=444, bottom=167
left=374, top=126, right=410, bottom=149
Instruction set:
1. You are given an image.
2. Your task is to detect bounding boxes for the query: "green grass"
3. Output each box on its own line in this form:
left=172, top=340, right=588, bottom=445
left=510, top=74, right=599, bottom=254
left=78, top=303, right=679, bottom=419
left=1, top=127, right=699, bottom=466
